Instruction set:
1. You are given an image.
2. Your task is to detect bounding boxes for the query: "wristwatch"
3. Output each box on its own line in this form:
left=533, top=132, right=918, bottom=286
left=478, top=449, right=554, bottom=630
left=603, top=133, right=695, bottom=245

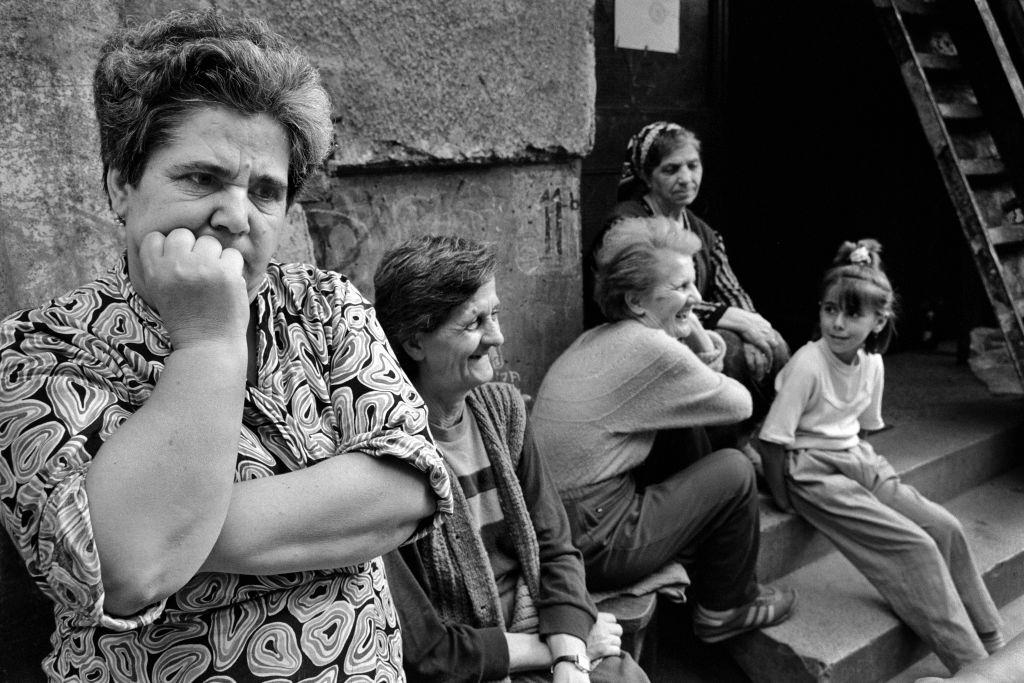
left=550, top=654, right=591, bottom=674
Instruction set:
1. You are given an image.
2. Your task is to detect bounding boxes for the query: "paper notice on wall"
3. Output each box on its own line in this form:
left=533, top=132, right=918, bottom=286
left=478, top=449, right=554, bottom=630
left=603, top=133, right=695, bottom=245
left=615, top=0, right=679, bottom=54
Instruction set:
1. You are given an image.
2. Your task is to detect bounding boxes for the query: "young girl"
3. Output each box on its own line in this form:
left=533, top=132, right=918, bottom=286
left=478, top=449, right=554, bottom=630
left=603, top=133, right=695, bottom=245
left=758, top=239, right=1004, bottom=673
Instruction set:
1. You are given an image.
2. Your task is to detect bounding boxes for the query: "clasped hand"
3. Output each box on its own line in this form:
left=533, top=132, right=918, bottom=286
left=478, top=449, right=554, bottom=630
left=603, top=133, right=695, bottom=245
left=719, top=306, right=786, bottom=381
left=136, top=229, right=250, bottom=349
left=586, top=611, right=623, bottom=667
left=549, top=612, right=624, bottom=683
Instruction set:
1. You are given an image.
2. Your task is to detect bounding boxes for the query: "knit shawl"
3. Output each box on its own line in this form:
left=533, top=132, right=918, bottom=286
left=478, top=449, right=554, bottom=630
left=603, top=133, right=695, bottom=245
left=414, top=381, right=543, bottom=642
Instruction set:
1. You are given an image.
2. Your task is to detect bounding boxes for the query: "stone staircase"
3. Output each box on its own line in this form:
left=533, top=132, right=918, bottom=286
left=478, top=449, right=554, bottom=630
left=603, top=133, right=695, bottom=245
left=726, top=348, right=1024, bottom=682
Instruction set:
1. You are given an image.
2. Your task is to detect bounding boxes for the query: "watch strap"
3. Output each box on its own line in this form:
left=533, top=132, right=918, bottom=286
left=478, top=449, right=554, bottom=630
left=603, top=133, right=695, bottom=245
left=550, top=654, right=591, bottom=674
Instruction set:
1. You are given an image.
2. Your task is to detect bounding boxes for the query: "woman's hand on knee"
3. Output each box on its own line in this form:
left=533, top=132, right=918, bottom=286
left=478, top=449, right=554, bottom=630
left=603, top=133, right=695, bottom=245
left=587, top=612, right=623, bottom=662
left=718, top=307, right=775, bottom=356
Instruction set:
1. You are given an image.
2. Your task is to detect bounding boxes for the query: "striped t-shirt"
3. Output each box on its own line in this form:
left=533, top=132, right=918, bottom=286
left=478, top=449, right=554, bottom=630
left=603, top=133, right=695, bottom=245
left=433, top=409, right=522, bottom=624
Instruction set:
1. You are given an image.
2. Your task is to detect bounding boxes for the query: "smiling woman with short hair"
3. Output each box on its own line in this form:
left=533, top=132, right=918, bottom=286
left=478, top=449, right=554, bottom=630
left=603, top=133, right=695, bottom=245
left=374, top=234, right=649, bottom=683
left=533, top=214, right=796, bottom=645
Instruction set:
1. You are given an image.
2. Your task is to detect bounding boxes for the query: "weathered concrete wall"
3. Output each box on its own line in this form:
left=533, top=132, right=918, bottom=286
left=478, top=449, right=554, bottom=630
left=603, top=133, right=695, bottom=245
left=305, top=162, right=583, bottom=395
left=257, top=0, right=595, bottom=167
left=0, top=0, right=119, bottom=314
left=0, top=0, right=594, bottom=395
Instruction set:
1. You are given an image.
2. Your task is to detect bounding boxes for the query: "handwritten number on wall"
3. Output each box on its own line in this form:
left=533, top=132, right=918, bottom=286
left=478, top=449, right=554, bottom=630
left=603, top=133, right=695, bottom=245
left=541, top=188, right=579, bottom=257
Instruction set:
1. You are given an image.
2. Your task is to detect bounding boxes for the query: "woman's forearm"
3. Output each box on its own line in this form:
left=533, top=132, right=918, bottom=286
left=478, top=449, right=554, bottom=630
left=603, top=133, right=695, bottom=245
left=505, top=633, right=552, bottom=672
left=201, top=452, right=436, bottom=575
left=85, top=342, right=247, bottom=615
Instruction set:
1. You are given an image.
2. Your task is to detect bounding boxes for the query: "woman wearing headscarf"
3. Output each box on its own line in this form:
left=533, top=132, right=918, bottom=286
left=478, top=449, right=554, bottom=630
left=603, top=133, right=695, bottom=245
left=590, top=122, right=789, bottom=442
left=0, top=10, right=449, bottom=681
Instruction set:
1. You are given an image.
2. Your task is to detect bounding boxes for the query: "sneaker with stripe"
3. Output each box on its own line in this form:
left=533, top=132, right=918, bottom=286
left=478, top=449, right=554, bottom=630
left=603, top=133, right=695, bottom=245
left=692, top=584, right=797, bottom=643
left=979, top=629, right=1006, bottom=654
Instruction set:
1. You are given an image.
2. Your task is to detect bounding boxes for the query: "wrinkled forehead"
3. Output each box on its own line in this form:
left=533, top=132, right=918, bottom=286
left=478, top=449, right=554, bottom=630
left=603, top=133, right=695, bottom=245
left=657, top=143, right=701, bottom=167
left=652, top=249, right=695, bottom=282
left=444, top=277, right=499, bottom=321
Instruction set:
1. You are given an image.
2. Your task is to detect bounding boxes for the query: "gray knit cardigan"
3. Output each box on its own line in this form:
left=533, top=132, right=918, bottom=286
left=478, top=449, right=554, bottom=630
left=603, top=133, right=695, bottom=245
left=414, top=382, right=543, bottom=635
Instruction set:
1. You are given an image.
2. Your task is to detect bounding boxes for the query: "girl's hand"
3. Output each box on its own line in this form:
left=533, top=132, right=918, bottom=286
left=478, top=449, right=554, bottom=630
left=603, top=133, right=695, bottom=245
left=758, top=438, right=794, bottom=513
left=587, top=612, right=623, bottom=662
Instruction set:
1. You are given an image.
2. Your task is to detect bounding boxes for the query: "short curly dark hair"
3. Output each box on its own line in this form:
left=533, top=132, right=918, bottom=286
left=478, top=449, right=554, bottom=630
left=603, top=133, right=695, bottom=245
left=373, top=235, right=497, bottom=375
left=93, top=9, right=332, bottom=205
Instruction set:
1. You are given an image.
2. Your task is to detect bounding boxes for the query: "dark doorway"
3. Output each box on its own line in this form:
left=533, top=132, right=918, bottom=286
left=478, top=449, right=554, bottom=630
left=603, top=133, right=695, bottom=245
left=580, top=0, right=992, bottom=351
left=581, top=0, right=731, bottom=326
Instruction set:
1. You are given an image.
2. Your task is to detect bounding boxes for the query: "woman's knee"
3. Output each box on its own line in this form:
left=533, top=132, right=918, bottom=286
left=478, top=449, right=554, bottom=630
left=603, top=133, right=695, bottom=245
left=894, top=523, right=948, bottom=561
left=704, top=448, right=757, bottom=498
left=923, top=508, right=969, bottom=552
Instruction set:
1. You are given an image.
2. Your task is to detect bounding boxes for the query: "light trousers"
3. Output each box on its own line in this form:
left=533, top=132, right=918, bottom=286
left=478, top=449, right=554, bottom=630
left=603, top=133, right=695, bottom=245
left=786, top=441, right=1001, bottom=672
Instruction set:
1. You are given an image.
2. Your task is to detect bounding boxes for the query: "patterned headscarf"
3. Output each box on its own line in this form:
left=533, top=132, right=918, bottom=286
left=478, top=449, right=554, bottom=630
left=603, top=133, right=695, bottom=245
left=617, top=121, right=685, bottom=201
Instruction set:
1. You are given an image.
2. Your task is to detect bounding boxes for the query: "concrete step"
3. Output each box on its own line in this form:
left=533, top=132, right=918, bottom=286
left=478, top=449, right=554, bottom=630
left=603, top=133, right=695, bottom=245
left=756, top=349, right=1024, bottom=583
left=888, top=590, right=1024, bottom=682
left=730, top=465, right=1024, bottom=683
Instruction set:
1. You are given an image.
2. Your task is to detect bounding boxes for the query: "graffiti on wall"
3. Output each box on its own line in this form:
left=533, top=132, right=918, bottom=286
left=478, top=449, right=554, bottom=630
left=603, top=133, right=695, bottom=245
left=306, top=165, right=583, bottom=395
left=308, top=168, right=581, bottom=289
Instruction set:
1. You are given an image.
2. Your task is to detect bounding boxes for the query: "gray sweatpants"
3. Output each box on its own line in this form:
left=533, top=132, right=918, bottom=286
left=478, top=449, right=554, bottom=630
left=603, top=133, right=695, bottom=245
left=785, top=441, right=1001, bottom=672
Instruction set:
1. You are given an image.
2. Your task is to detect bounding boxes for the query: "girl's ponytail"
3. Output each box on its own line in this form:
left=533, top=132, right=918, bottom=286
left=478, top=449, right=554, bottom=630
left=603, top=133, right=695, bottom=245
left=833, top=238, right=884, bottom=270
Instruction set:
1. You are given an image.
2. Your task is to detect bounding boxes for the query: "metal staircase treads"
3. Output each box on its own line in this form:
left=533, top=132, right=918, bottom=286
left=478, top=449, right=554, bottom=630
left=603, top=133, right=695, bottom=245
left=874, top=0, right=1024, bottom=386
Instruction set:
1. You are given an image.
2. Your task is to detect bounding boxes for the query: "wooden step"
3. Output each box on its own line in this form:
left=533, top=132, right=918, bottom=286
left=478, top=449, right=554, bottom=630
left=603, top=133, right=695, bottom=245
left=875, top=0, right=1024, bottom=390
left=889, top=0, right=938, bottom=16
left=733, top=465, right=1024, bottom=683
left=960, top=157, right=1007, bottom=176
left=916, top=52, right=961, bottom=70
left=988, top=224, right=1024, bottom=246
left=938, top=102, right=983, bottom=119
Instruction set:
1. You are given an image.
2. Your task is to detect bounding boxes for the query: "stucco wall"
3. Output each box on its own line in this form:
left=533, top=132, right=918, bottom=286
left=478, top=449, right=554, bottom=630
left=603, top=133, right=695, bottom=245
left=305, top=162, right=584, bottom=394
left=0, top=0, right=594, bottom=393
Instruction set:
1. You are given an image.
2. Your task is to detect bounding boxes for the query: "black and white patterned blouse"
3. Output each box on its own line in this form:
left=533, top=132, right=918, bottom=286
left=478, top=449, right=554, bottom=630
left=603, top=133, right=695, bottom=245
left=0, top=256, right=452, bottom=682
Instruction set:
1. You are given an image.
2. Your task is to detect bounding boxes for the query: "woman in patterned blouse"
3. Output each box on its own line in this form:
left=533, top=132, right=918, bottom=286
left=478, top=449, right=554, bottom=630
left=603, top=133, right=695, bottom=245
left=0, top=9, right=451, bottom=682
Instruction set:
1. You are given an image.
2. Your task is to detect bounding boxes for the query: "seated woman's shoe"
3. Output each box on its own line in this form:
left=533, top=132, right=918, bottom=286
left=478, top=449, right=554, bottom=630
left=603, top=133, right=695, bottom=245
left=979, top=629, right=1006, bottom=654
left=692, top=584, right=797, bottom=643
